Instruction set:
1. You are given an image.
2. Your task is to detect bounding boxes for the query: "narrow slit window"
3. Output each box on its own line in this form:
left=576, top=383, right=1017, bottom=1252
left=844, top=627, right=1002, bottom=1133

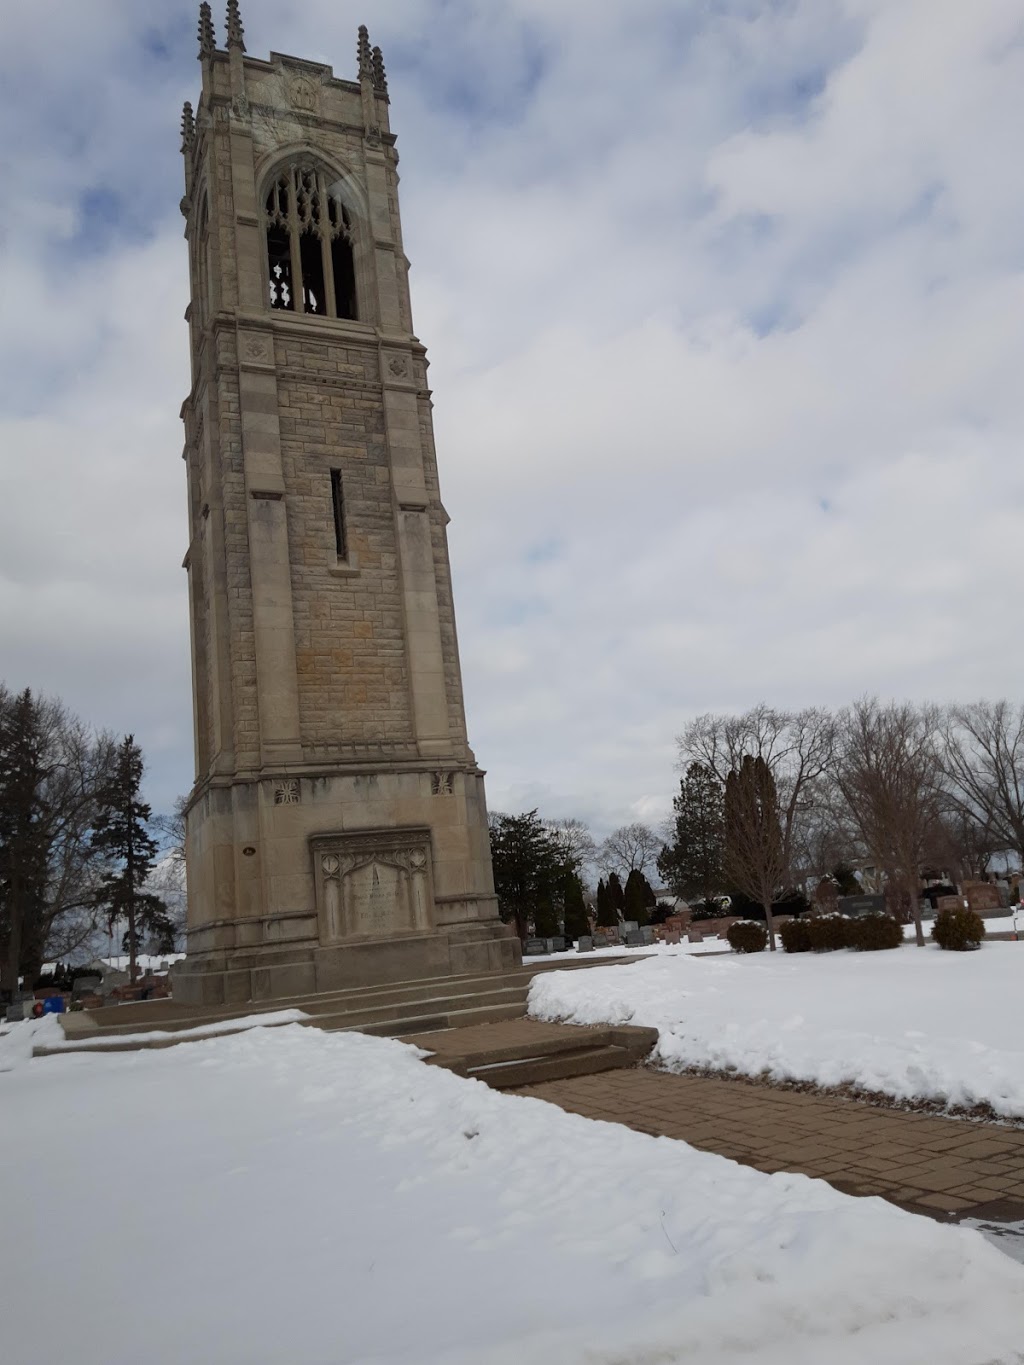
left=331, top=469, right=347, bottom=559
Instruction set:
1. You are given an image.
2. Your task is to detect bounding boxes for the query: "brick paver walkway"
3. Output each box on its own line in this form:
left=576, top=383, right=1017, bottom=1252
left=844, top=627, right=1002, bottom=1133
left=515, top=1066, right=1024, bottom=1223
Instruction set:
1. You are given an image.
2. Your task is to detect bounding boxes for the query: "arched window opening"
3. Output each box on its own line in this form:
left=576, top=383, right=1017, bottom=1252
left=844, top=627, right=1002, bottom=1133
left=264, top=163, right=357, bottom=320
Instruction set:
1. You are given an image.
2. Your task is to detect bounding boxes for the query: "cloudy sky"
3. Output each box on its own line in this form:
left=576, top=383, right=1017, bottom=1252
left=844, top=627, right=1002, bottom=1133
left=1, top=0, right=1022, bottom=836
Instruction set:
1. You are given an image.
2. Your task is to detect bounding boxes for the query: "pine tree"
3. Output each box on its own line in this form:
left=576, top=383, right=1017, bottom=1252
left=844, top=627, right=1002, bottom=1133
left=489, top=810, right=562, bottom=942
left=91, top=735, right=172, bottom=983
left=0, top=690, right=49, bottom=993
left=595, top=876, right=616, bottom=927
left=533, top=883, right=559, bottom=938
left=562, top=872, right=590, bottom=940
left=657, top=762, right=726, bottom=907
left=623, top=868, right=649, bottom=926
left=607, top=871, right=625, bottom=920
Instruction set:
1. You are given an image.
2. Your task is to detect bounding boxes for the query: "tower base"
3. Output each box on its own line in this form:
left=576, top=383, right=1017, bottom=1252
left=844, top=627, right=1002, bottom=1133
left=170, top=920, right=522, bottom=1006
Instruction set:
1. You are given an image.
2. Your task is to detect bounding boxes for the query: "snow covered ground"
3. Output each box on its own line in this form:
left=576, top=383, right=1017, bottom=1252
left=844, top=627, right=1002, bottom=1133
left=2, top=1024, right=1024, bottom=1364
left=0, top=1010, right=310, bottom=1071
left=530, top=941, right=1024, bottom=1116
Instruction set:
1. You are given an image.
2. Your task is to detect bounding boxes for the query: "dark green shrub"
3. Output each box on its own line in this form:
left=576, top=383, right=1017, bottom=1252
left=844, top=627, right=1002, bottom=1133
left=805, top=915, right=852, bottom=952
left=847, top=912, right=903, bottom=952
left=691, top=898, right=727, bottom=921
left=727, top=920, right=768, bottom=954
left=931, top=907, right=986, bottom=951
left=778, top=918, right=812, bottom=953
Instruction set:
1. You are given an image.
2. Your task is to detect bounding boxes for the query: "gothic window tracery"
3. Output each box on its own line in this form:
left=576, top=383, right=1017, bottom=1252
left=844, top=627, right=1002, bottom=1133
left=264, top=163, right=357, bottom=320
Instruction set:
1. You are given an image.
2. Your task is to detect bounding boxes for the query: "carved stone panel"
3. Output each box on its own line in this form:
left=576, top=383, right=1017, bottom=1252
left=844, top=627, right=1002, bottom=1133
left=311, top=827, right=434, bottom=943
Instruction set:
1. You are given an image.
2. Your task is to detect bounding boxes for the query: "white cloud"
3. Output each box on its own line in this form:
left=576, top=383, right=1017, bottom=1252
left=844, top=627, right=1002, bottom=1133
left=1, top=0, right=1022, bottom=834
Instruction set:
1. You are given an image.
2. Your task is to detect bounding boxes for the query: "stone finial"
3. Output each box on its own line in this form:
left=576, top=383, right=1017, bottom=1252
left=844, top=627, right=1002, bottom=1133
left=180, top=101, right=196, bottom=154
left=371, top=45, right=388, bottom=95
left=198, top=3, right=216, bottom=59
left=357, top=24, right=374, bottom=81
left=226, top=0, right=245, bottom=51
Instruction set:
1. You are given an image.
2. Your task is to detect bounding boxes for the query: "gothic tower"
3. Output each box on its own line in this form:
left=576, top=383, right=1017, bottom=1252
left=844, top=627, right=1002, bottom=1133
left=175, top=5, right=518, bottom=1003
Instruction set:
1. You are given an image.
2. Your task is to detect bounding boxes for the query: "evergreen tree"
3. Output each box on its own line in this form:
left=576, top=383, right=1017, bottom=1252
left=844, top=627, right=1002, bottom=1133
left=642, top=875, right=657, bottom=911
left=0, top=690, right=49, bottom=993
left=562, top=872, right=590, bottom=940
left=623, top=868, right=649, bottom=926
left=832, top=863, right=861, bottom=896
left=657, top=762, right=726, bottom=904
left=533, top=883, right=559, bottom=938
left=594, top=876, right=617, bottom=927
left=91, top=735, right=172, bottom=983
left=489, top=809, right=562, bottom=942
left=607, top=871, right=625, bottom=920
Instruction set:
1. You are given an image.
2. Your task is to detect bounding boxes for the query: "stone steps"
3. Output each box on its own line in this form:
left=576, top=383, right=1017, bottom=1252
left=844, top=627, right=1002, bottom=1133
left=48, top=955, right=652, bottom=1058
left=60, top=955, right=644, bottom=1042
left=408, top=1020, right=659, bottom=1091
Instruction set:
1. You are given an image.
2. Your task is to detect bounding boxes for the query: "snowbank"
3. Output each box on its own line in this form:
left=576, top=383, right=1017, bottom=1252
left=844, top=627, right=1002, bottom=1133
left=530, top=943, right=1024, bottom=1115
left=0, top=1010, right=308, bottom=1071
left=2, top=1025, right=1023, bottom=1363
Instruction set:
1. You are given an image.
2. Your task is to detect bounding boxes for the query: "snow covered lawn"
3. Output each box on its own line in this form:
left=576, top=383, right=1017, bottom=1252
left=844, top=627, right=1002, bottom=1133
left=530, top=942, right=1024, bottom=1116
left=2, top=1025, right=1024, bottom=1363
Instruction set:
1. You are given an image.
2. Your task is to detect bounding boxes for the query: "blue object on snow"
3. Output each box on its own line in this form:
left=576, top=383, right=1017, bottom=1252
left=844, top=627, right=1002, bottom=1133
left=41, top=996, right=65, bottom=1014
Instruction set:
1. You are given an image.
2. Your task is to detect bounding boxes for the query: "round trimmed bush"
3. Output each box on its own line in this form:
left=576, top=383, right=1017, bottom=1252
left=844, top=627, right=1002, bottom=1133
left=847, top=912, right=902, bottom=952
left=805, top=915, right=852, bottom=952
left=931, top=907, right=986, bottom=951
left=726, top=920, right=768, bottom=954
left=778, top=918, right=812, bottom=953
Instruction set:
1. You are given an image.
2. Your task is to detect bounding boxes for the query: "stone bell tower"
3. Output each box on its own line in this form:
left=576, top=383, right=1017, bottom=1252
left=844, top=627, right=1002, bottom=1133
left=175, top=4, right=518, bottom=1004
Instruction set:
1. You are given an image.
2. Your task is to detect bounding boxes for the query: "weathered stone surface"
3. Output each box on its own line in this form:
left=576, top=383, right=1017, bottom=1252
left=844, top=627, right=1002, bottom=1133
left=176, top=35, right=518, bottom=1002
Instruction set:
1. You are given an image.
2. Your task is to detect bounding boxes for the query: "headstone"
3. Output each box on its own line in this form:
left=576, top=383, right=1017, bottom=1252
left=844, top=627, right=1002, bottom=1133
left=592, top=930, right=609, bottom=948
left=935, top=894, right=963, bottom=913
left=687, top=926, right=704, bottom=944
left=524, top=938, right=547, bottom=956
left=5, top=1004, right=26, bottom=1023
left=624, top=930, right=644, bottom=947
left=837, top=893, right=887, bottom=919
left=622, top=921, right=639, bottom=935
left=604, top=928, right=621, bottom=946
left=641, top=927, right=656, bottom=945
left=576, top=936, right=594, bottom=953
left=662, top=929, right=681, bottom=945
left=963, top=881, right=1003, bottom=914
left=72, top=975, right=102, bottom=1000
left=547, top=936, right=566, bottom=953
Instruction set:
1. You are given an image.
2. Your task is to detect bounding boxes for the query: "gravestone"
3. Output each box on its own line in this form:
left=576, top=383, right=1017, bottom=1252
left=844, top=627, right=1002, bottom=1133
left=622, top=921, right=639, bottom=935
left=592, top=930, right=609, bottom=948
left=72, top=975, right=102, bottom=1000
left=624, top=930, right=644, bottom=947
left=547, top=936, right=566, bottom=953
left=936, top=895, right=963, bottom=913
left=641, top=927, right=656, bottom=945
left=838, top=894, right=887, bottom=918
left=524, top=938, right=547, bottom=956
left=687, top=926, right=704, bottom=943
left=963, top=881, right=1003, bottom=914
left=662, top=929, right=681, bottom=945
left=576, top=936, right=594, bottom=953
left=604, top=928, right=621, bottom=946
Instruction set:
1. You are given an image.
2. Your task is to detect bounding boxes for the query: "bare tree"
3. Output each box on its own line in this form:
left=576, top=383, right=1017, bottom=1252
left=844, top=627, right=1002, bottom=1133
left=724, top=756, right=786, bottom=950
left=599, top=823, right=660, bottom=879
left=940, top=701, right=1024, bottom=871
left=543, top=817, right=598, bottom=880
left=679, top=705, right=835, bottom=890
left=834, top=698, right=944, bottom=947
